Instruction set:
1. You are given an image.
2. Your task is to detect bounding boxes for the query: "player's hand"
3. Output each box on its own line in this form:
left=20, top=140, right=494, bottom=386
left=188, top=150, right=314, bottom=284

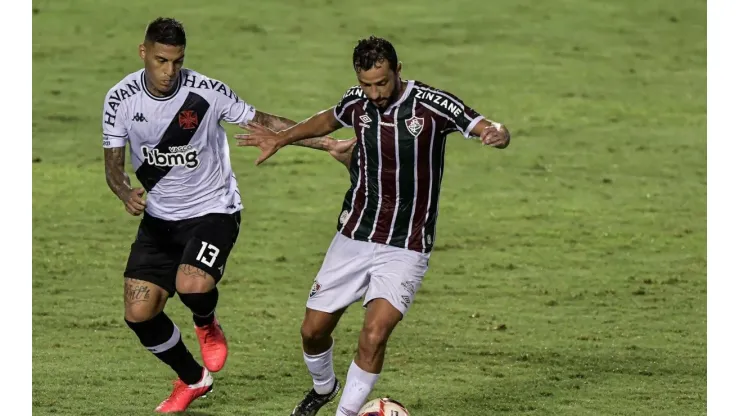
left=481, top=123, right=510, bottom=148
left=234, top=122, right=285, bottom=165
left=121, top=187, right=146, bottom=216
left=328, top=137, right=357, bottom=170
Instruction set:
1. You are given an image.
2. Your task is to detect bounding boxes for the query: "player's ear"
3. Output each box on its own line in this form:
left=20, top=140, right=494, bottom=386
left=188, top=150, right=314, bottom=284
left=396, top=61, right=403, bottom=76
left=138, top=43, right=146, bottom=61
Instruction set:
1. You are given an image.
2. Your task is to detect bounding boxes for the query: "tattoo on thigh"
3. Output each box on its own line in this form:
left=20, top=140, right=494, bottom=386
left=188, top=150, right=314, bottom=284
left=178, top=264, right=209, bottom=279
left=124, top=282, right=151, bottom=305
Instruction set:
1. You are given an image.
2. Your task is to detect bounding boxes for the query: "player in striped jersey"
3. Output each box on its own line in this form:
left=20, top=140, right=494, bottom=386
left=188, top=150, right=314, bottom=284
left=236, top=36, right=510, bottom=416
left=103, top=17, right=355, bottom=413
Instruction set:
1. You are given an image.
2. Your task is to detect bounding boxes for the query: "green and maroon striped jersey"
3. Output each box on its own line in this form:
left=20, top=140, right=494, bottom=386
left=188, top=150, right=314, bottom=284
left=332, top=80, right=484, bottom=253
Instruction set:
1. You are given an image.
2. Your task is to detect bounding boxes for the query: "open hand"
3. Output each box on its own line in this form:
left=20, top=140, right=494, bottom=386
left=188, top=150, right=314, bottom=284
left=234, top=122, right=286, bottom=165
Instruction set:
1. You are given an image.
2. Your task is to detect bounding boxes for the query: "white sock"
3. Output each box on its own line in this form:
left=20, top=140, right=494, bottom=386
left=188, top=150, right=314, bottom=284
left=303, top=340, right=336, bottom=395
left=335, top=361, right=380, bottom=416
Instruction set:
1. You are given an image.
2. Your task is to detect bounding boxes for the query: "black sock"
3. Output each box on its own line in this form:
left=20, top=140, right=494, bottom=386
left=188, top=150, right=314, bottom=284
left=126, top=312, right=203, bottom=385
left=179, top=288, right=218, bottom=327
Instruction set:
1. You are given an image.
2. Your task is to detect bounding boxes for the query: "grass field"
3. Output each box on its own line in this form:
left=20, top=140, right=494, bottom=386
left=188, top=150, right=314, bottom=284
left=32, top=0, right=707, bottom=414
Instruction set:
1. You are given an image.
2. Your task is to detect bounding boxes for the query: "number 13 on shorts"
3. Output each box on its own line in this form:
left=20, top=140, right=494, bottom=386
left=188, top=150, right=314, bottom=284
left=196, top=241, right=220, bottom=268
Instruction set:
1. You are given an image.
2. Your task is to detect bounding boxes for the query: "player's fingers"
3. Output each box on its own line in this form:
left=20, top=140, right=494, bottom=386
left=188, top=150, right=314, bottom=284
left=129, top=199, right=146, bottom=211
left=236, top=138, right=259, bottom=147
left=255, top=148, right=276, bottom=166
left=131, top=194, right=147, bottom=205
left=480, top=132, right=493, bottom=145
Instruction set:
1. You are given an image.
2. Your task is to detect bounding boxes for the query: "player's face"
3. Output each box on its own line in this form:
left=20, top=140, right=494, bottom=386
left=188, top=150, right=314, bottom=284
left=139, top=42, right=185, bottom=96
left=357, top=60, right=401, bottom=111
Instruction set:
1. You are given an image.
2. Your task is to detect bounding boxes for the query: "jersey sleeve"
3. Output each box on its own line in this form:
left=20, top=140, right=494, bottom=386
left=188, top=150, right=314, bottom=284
left=452, top=101, right=485, bottom=138
left=217, top=83, right=256, bottom=125
left=422, top=89, right=485, bottom=139
left=101, top=87, right=128, bottom=148
left=333, top=86, right=365, bottom=127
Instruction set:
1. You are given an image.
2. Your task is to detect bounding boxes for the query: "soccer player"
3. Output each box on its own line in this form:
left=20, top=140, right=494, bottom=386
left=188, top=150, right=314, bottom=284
left=235, top=36, right=511, bottom=416
left=102, top=17, right=354, bottom=413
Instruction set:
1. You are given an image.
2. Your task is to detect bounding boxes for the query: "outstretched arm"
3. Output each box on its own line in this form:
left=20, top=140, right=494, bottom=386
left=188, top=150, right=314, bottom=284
left=275, top=108, right=343, bottom=146
left=252, top=110, right=338, bottom=152
left=236, top=108, right=345, bottom=165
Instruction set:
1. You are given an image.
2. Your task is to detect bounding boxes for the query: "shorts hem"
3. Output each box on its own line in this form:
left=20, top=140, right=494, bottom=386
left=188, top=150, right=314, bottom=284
left=362, top=295, right=408, bottom=318
left=123, top=273, right=176, bottom=298
left=306, top=300, right=352, bottom=315
left=177, top=260, right=224, bottom=283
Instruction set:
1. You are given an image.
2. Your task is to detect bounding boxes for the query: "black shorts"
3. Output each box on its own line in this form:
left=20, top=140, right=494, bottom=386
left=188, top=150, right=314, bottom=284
left=124, top=211, right=241, bottom=296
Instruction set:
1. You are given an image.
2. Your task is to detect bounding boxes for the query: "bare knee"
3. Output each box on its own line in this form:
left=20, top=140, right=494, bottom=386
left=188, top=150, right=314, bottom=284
left=123, top=279, right=167, bottom=322
left=301, top=321, right=332, bottom=346
left=358, top=323, right=391, bottom=355
left=300, top=308, right=344, bottom=354
left=175, top=264, right=216, bottom=294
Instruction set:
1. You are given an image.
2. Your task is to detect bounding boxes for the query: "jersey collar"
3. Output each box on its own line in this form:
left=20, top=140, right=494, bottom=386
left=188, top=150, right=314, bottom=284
left=141, top=70, right=182, bottom=101
left=382, top=80, right=415, bottom=116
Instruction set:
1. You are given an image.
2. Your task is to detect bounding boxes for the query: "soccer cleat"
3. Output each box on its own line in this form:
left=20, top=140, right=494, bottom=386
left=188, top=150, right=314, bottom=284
left=155, top=368, right=213, bottom=413
left=290, top=378, right=342, bottom=416
left=194, top=318, right=228, bottom=372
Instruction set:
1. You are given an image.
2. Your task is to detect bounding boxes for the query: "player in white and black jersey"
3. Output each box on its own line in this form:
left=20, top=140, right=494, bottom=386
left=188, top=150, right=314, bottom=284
left=102, top=17, right=355, bottom=413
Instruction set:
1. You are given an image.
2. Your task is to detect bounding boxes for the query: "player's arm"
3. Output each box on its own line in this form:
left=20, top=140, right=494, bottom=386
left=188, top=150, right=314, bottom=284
left=235, top=86, right=360, bottom=165
left=218, top=82, right=349, bottom=166
left=103, top=147, right=146, bottom=216
left=429, top=89, right=511, bottom=149
left=104, top=147, right=131, bottom=199
left=252, top=110, right=341, bottom=152
left=101, top=86, right=146, bottom=216
left=272, top=108, right=344, bottom=146
left=235, top=108, right=345, bottom=165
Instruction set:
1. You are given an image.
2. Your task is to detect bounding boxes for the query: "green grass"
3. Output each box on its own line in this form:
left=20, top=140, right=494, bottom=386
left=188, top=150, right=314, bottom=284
left=32, top=0, right=706, bottom=414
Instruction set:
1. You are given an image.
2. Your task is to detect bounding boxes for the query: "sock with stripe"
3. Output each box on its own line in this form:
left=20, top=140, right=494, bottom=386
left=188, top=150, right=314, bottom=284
left=125, top=312, right=203, bottom=385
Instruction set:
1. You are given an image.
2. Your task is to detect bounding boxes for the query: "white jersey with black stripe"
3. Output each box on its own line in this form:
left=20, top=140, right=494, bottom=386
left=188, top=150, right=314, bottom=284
left=101, top=68, right=255, bottom=221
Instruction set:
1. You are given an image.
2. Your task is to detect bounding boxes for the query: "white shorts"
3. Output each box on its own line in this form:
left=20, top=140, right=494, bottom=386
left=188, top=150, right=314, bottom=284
left=306, top=232, right=430, bottom=316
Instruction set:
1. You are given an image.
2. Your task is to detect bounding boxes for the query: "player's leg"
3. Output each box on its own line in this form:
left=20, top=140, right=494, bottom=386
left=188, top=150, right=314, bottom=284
left=176, top=212, right=240, bottom=373
left=123, top=278, right=205, bottom=386
left=300, top=307, right=346, bottom=391
left=291, top=233, right=373, bottom=416
left=335, top=246, right=428, bottom=415
left=123, top=217, right=211, bottom=413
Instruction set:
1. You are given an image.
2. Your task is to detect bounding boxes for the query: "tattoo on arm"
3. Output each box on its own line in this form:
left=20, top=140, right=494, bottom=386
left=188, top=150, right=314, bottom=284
left=252, top=111, right=331, bottom=151
left=252, top=111, right=297, bottom=132
left=177, top=264, right=210, bottom=279
left=124, top=281, right=151, bottom=305
left=104, top=147, right=132, bottom=201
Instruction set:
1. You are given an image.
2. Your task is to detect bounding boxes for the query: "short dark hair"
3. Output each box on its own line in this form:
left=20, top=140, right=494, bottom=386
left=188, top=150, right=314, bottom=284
left=352, top=36, right=398, bottom=73
left=144, top=17, right=186, bottom=47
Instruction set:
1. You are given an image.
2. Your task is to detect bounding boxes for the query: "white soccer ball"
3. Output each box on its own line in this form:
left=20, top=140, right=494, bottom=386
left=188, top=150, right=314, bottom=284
left=358, top=398, right=410, bottom=416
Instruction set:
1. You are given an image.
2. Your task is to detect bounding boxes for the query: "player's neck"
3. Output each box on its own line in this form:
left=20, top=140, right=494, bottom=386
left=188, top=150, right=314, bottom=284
left=385, top=79, right=407, bottom=108
left=394, top=79, right=407, bottom=102
left=143, top=72, right=179, bottom=98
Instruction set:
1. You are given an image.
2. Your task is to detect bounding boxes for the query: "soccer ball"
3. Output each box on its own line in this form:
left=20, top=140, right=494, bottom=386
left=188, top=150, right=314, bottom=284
left=358, top=398, right=410, bottom=416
